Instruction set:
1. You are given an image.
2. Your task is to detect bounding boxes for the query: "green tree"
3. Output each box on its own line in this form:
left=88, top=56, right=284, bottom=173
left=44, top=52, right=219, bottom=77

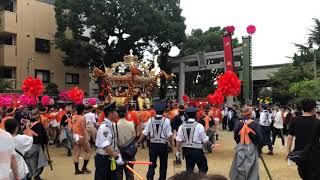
left=269, top=64, right=313, bottom=104
left=178, top=27, right=239, bottom=97
left=0, top=79, right=13, bottom=93
left=45, top=83, right=59, bottom=96
left=54, top=0, right=186, bottom=69
left=269, top=18, right=320, bottom=104
left=290, top=79, right=320, bottom=100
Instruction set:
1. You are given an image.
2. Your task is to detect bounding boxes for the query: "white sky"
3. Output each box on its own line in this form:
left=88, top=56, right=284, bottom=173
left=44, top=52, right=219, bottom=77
left=179, top=0, right=320, bottom=66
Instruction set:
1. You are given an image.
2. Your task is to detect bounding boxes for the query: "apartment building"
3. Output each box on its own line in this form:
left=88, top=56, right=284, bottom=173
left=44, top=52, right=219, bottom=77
left=0, top=0, right=89, bottom=94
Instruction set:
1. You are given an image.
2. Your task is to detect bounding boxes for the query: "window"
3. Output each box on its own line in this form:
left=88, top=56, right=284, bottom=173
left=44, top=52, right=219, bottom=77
left=93, top=89, right=99, bottom=94
left=35, top=69, right=50, bottom=83
left=0, top=67, right=15, bottom=79
left=38, top=0, right=55, bottom=5
left=66, top=73, right=79, bottom=84
left=35, top=38, right=50, bottom=53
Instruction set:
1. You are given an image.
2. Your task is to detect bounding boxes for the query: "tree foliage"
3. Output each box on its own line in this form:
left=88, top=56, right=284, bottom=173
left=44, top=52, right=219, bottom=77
left=290, top=79, right=320, bottom=100
left=45, top=83, right=59, bottom=96
left=0, top=79, right=14, bottom=93
left=269, top=18, right=320, bottom=104
left=54, top=0, right=186, bottom=69
left=178, top=27, right=239, bottom=97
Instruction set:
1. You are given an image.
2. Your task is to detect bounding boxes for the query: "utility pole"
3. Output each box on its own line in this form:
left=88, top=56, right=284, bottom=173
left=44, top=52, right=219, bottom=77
left=26, top=57, right=35, bottom=76
left=314, top=51, right=317, bottom=80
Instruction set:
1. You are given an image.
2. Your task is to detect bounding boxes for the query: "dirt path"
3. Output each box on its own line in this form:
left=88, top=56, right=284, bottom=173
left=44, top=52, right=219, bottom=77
left=42, top=128, right=300, bottom=180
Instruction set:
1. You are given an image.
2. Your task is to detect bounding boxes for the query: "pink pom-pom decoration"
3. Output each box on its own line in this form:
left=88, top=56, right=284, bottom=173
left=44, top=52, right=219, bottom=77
left=226, top=25, right=235, bottom=34
left=0, top=96, right=12, bottom=107
left=88, top=98, right=97, bottom=106
left=18, top=95, right=37, bottom=106
left=247, top=25, right=256, bottom=35
left=59, top=91, right=69, bottom=101
left=41, top=95, right=50, bottom=106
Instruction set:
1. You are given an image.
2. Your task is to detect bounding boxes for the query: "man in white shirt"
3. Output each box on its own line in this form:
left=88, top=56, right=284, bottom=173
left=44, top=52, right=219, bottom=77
left=272, top=106, right=285, bottom=147
left=259, top=104, right=273, bottom=155
left=136, top=104, right=173, bottom=180
left=176, top=107, right=212, bottom=175
left=84, top=106, right=97, bottom=143
left=95, top=103, right=123, bottom=180
left=5, top=118, right=33, bottom=180
left=0, top=118, right=19, bottom=180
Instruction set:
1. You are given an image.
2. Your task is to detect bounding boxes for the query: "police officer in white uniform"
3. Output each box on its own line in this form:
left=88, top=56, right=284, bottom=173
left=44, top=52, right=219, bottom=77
left=136, top=104, right=173, bottom=180
left=95, top=103, right=124, bottom=180
left=176, top=107, right=212, bottom=174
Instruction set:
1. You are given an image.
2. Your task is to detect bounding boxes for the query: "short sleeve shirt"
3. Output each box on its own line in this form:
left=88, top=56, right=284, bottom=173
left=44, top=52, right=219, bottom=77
left=143, top=116, right=173, bottom=138
left=176, top=119, right=209, bottom=144
left=84, top=112, right=97, bottom=128
left=96, top=119, right=118, bottom=155
left=288, top=116, right=320, bottom=151
left=0, top=129, right=14, bottom=180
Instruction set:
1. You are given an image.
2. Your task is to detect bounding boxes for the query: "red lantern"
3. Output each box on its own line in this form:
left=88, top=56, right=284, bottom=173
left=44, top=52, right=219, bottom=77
left=22, top=76, right=44, bottom=97
left=68, top=87, right=84, bottom=104
left=247, top=25, right=256, bottom=35
left=226, top=26, right=235, bottom=34
left=182, top=95, right=189, bottom=102
left=217, top=71, right=241, bottom=96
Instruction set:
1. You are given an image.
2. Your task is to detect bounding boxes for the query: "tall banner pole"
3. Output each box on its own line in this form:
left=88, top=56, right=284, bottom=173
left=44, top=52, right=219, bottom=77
left=223, top=34, right=235, bottom=107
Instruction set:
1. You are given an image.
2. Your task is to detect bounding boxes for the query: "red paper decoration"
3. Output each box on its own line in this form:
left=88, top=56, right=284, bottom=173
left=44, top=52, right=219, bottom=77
left=211, top=89, right=224, bottom=105
left=217, top=71, right=241, bottom=96
left=68, top=87, right=84, bottom=104
left=22, top=76, right=44, bottom=97
left=226, top=26, right=235, bottom=34
left=207, top=94, right=215, bottom=105
left=247, top=25, right=256, bottom=35
left=182, top=95, right=189, bottom=102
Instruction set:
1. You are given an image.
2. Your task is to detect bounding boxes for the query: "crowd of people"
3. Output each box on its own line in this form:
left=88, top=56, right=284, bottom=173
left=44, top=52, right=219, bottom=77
left=1, top=98, right=320, bottom=180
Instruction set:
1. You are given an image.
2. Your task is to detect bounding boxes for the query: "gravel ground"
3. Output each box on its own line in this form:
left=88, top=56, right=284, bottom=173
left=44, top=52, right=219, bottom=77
left=42, top=127, right=300, bottom=180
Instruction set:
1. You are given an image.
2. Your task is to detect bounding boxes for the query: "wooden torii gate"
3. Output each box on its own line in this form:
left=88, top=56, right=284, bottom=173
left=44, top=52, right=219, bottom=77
left=170, top=37, right=252, bottom=105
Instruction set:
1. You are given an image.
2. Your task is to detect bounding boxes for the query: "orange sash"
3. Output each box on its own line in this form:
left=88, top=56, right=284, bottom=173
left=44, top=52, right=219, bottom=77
left=238, top=120, right=256, bottom=145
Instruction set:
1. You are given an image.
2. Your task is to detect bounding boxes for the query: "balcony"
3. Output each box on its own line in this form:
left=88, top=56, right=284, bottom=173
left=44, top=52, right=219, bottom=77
left=0, top=11, right=17, bottom=34
left=0, top=45, right=17, bottom=66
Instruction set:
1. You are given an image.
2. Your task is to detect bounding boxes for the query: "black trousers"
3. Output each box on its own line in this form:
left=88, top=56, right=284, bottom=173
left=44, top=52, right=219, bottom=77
left=222, top=116, right=227, bottom=130
left=262, top=126, right=273, bottom=151
left=182, top=148, right=208, bottom=174
left=94, top=154, right=117, bottom=180
left=272, top=127, right=285, bottom=146
left=117, top=156, right=135, bottom=180
left=147, top=143, right=168, bottom=180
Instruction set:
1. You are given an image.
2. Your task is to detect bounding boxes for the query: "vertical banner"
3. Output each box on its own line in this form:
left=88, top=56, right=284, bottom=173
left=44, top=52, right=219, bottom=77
left=223, top=35, right=234, bottom=72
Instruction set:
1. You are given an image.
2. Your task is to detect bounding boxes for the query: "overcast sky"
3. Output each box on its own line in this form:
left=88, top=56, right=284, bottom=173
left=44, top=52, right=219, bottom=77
left=179, top=0, right=319, bottom=66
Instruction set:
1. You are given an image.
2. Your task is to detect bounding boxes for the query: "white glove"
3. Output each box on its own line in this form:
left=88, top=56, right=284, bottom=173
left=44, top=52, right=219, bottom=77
left=116, top=154, right=124, bottom=165
left=176, top=151, right=182, bottom=161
